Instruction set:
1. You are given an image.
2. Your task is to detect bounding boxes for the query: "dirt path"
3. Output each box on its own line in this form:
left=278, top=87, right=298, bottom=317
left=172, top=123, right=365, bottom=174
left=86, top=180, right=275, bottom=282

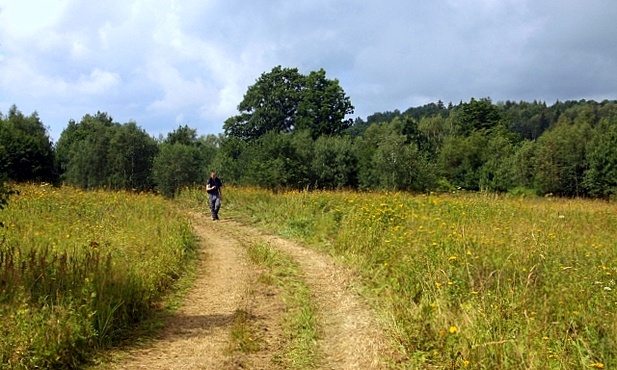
left=100, top=213, right=395, bottom=369
left=227, top=223, right=395, bottom=369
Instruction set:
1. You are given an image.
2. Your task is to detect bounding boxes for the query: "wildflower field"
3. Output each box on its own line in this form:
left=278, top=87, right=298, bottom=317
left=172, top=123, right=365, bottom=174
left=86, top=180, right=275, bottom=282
left=181, top=187, right=617, bottom=369
left=0, top=184, right=195, bottom=369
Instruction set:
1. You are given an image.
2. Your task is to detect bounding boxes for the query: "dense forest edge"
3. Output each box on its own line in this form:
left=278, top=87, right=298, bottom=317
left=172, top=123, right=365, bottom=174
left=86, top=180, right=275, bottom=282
left=1, top=66, right=617, bottom=201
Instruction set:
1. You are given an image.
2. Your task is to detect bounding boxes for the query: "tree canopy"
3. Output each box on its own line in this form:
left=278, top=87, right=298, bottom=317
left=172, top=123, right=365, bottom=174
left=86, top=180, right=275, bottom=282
left=0, top=105, right=55, bottom=182
left=224, top=66, right=354, bottom=141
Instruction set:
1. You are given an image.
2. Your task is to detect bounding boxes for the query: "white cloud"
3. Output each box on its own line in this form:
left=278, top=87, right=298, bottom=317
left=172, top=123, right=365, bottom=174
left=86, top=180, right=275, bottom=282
left=75, top=68, right=121, bottom=95
left=0, top=0, right=69, bottom=36
left=0, top=0, right=616, bottom=139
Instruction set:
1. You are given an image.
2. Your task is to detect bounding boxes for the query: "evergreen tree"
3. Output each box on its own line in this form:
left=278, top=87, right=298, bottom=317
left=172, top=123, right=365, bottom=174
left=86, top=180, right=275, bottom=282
left=584, top=117, right=617, bottom=198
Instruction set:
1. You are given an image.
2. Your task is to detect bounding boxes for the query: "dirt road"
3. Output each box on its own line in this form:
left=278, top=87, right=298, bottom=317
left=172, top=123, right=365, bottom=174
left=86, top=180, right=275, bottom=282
left=100, top=212, right=396, bottom=369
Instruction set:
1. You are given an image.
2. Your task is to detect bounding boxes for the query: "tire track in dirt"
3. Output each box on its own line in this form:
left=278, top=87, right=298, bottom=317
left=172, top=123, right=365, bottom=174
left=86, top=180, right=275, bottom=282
left=98, top=212, right=397, bottom=369
left=101, top=212, right=253, bottom=370
left=224, top=220, right=396, bottom=370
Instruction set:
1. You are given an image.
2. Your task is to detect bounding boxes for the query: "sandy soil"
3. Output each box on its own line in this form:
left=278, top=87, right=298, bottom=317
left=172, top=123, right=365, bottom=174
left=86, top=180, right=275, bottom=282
left=99, top=212, right=396, bottom=369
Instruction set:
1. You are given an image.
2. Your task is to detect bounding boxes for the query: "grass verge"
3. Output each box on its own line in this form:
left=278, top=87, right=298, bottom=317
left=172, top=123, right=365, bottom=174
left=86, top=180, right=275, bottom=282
left=1, top=184, right=197, bottom=369
left=241, top=241, right=319, bottom=370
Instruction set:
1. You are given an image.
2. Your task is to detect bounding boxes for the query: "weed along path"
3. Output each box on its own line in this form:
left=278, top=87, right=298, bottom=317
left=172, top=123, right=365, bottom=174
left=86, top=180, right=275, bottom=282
left=99, top=212, right=395, bottom=370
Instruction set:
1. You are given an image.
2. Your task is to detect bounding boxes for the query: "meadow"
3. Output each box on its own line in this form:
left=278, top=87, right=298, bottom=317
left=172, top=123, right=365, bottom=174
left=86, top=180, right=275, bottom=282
left=0, top=184, right=195, bottom=369
left=180, top=187, right=617, bottom=369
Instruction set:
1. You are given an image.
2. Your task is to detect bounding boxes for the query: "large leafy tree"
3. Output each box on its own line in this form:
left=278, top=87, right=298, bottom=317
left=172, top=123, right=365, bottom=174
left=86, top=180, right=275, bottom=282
left=224, top=66, right=354, bottom=141
left=295, top=69, right=355, bottom=138
left=56, top=112, right=115, bottom=187
left=0, top=105, right=55, bottom=182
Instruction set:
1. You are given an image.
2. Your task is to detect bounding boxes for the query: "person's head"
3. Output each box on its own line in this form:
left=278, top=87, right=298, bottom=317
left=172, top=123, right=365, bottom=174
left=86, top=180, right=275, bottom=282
left=210, top=171, right=217, bottom=179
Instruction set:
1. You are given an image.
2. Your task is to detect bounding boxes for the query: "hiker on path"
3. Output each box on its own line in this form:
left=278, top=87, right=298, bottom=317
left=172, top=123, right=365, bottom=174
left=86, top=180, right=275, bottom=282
left=206, top=171, right=223, bottom=220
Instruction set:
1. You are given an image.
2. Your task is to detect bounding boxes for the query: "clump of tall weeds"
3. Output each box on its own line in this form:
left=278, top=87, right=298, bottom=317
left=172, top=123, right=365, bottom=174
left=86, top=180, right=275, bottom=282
left=0, top=184, right=196, bottom=369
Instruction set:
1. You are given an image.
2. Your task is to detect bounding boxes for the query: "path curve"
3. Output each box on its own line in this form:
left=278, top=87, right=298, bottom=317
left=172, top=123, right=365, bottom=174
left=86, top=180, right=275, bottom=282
left=226, top=222, right=395, bottom=370
left=106, top=212, right=251, bottom=369
left=100, top=213, right=397, bottom=369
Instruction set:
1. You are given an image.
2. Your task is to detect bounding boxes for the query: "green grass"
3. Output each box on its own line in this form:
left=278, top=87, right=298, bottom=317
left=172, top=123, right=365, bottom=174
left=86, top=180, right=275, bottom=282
left=179, top=186, right=617, bottom=370
left=0, top=184, right=196, bottom=369
left=246, top=241, right=319, bottom=369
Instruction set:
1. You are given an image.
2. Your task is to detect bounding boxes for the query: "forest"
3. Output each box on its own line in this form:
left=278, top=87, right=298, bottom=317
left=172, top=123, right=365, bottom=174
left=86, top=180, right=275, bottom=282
left=1, top=66, right=617, bottom=200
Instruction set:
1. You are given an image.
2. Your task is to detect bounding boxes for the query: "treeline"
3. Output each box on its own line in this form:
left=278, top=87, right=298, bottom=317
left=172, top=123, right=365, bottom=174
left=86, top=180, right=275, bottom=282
left=1, top=66, right=617, bottom=199
left=217, top=98, right=617, bottom=199
left=0, top=105, right=219, bottom=197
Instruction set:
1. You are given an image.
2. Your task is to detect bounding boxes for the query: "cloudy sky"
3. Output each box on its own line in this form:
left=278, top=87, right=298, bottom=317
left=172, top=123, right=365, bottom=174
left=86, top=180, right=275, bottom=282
left=0, top=0, right=616, bottom=141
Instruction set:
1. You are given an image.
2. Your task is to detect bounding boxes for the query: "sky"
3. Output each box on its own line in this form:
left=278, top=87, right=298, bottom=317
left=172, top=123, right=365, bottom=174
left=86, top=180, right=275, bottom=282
left=0, top=0, right=616, bottom=141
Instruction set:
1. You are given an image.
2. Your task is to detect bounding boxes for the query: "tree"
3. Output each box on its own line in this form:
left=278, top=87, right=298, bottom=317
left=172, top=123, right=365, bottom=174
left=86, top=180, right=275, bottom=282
left=584, top=117, right=617, bottom=198
left=165, top=125, right=198, bottom=145
left=478, top=126, right=519, bottom=192
left=437, top=131, right=488, bottom=190
left=311, top=135, right=357, bottom=189
left=56, top=112, right=159, bottom=191
left=241, top=131, right=311, bottom=190
left=0, top=105, right=55, bottom=182
left=533, top=117, right=592, bottom=196
left=353, top=120, right=434, bottom=191
left=224, top=66, right=354, bottom=140
left=417, top=115, right=454, bottom=156
left=510, top=139, right=537, bottom=191
left=152, top=125, right=210, bottom=197
left=454, top=97, right=503, bottom=136
left=152, top=143, right=201, bottom=198
left=295, top=69, right=354, bottom=139
left=210, top=136, right=248, bottom=186
left=107, top=122, right=158, bottom=191
left=56, top=112, right=115, bottom=187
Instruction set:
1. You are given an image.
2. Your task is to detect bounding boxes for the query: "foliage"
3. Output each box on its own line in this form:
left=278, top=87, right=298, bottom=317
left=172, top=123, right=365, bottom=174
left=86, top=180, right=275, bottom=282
left=210, top=136, right=248, bottom=186
left=152, top=142, right=202, bottom=198
left=224, top=66, right=354, bottom=141
left=311, top=135, right=357, bottom=189
left=56, top=112, right=158, bottom=191
left=437, top=132, right=488, bottom=190
left=478, top=126, right=521, bottom=192
left=295, top=68, right=355, bottom=139
left=533, top=117, right=592, bottom=196
left=241, top=131, right=311, bottom=191
left=453, top=97, right=503, bottom=136
left=0, top=105, right=55, bottom=183
left=0, top=176, right=15, bottom=228
left=584, top=117, right=617, bottom=199
left=0, top=184, right=195, bottom=369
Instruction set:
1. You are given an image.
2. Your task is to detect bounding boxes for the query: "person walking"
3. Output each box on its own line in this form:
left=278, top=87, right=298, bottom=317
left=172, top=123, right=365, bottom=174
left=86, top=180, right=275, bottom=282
left=206, top=171, right=223, bottom=220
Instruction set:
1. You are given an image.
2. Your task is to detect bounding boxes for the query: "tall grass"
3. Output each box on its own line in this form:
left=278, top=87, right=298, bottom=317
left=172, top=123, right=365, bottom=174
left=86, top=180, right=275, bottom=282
left=179, top=187, right=616, bottom=369
left=0, top=184, right=196, bottom=369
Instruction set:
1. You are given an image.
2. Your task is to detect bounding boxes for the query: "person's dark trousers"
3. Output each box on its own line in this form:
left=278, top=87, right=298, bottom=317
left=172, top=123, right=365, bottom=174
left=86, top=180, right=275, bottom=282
left=209, top=193, right=221, bottom=220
